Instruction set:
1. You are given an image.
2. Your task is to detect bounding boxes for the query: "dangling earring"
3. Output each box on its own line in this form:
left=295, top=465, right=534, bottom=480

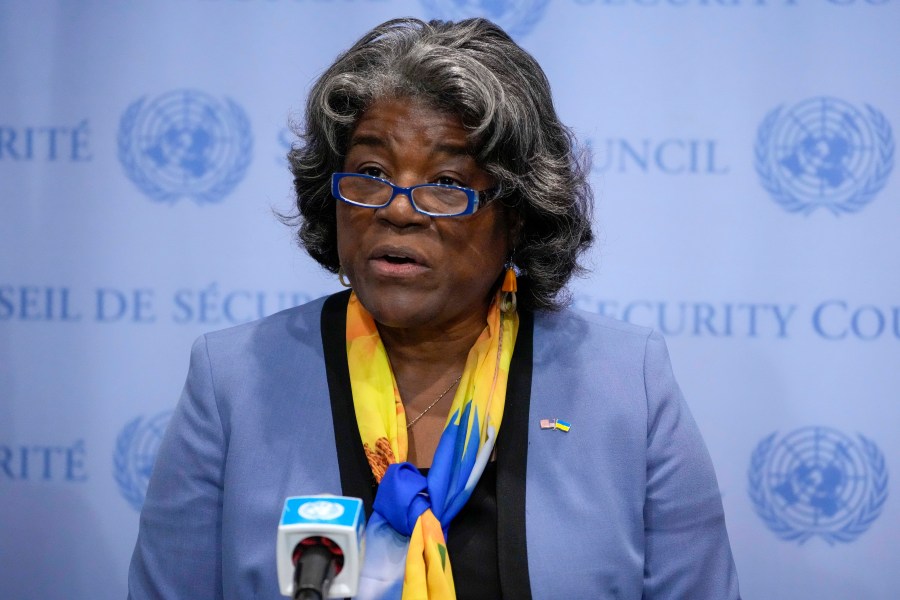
left=500, top=260, right=518, bottom=314
left=338, top=266, right=352, bottom=288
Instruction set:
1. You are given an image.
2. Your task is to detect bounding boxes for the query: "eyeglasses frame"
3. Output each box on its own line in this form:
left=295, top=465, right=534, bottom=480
left=331, top=172, right=497, bottom=218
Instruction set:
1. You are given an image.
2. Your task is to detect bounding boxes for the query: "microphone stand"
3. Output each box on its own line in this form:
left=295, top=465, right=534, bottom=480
left=293, top=544, right=339, bottom=600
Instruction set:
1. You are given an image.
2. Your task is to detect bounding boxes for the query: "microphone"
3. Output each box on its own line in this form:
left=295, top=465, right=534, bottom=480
left=276, top=495, right=366, bottom=599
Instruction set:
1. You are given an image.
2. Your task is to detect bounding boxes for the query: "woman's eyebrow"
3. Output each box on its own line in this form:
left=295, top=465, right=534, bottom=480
left=348, top=133, right=385, bottom=149
left=433, top=142, right=469, bottom=157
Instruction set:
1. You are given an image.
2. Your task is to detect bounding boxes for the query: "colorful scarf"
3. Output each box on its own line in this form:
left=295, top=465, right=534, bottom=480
left=347, top=291, right=518, bottom=600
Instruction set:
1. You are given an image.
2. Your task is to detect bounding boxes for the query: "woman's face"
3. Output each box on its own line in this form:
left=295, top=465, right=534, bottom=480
left=336, top=96, right=512, bottom=332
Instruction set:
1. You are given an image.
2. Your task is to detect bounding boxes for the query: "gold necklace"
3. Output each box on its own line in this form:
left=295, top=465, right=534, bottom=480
left=405, top=374, right=462, bottom=430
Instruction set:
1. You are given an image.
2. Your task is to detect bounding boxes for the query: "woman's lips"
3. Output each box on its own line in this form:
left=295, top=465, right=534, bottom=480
left=370, top=256, right=429, bottom=276
left=368, top=246, right=429, bottom=277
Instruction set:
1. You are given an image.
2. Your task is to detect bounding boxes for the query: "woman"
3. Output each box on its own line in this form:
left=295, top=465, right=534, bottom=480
left=129, top=17, right=739, bottom=599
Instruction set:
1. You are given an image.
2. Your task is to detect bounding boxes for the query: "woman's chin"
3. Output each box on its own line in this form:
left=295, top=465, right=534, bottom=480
left=352, top=289, right=453, bottom=332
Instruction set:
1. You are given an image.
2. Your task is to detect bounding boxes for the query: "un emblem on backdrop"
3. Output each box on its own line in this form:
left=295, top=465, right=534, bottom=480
left=118, top=89, right=253, bottom=204
left=755, top=97, right=894, bottom=215
left=748, top=426, right=888, bottom=544
left=114, top=411, right=174, bottom=511
left=420, top=0, right=549, bottom=37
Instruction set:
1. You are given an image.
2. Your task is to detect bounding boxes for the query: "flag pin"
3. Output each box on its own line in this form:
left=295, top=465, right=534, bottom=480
left=540, top=418, right=571, bottom=432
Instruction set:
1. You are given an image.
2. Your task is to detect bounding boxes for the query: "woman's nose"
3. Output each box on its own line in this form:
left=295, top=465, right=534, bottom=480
left=375, top=190, right=429, bottom=227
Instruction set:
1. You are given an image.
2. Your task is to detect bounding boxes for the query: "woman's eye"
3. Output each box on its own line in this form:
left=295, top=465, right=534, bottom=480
left=360, top=166, right=385, bottom=179
left=435, top=176, right=463, bottom=187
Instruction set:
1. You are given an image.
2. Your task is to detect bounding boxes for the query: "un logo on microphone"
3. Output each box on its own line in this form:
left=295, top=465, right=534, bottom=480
left=748, top=426, right=888, bottom=544
left=298, top=500, right=346, bottom=522
left=420, top=0, right=549, bottom=37
left=118, top=89, right=253, bottom=204
left=755, top=97, right=894, bottom=215
left=114, top=410, right=174, bottom=511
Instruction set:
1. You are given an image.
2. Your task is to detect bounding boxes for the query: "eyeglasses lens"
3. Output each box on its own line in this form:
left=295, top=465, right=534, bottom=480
left=413, top=187, right=468, bottom=215
left=338, top=176, right=392, bottom=206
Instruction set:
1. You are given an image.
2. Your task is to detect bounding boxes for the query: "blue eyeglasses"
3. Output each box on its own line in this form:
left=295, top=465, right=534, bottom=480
left=331, top=173, right=497, bottom=217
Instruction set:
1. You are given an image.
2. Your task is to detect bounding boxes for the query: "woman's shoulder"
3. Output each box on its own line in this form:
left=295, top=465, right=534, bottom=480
left=533, top=305, right=657, bottom=350
left=189, top=293, right=339, bottom=366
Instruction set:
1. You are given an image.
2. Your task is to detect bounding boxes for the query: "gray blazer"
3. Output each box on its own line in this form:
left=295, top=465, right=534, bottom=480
left=129, top=293, right=739, bottom=599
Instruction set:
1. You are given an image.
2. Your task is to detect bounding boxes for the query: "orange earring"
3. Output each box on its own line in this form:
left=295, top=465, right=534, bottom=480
left=500, top=262, right=518, bottom=314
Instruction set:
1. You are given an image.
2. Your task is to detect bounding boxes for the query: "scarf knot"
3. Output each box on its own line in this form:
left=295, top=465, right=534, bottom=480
left=373, top=462, right=432, bottom=536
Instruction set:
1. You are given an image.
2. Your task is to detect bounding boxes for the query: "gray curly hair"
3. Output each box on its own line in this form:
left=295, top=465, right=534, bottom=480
left=287, top=17, right=593, bottom=311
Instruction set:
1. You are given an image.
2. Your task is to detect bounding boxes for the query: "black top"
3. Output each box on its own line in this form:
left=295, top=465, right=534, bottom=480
left=421, top=462, right=500, bottom=599
left=319, top=290, right=534, bottom=599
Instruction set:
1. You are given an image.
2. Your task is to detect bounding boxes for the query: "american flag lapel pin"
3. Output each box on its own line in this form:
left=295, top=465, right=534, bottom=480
left=540, top=418, right=571, bottom=432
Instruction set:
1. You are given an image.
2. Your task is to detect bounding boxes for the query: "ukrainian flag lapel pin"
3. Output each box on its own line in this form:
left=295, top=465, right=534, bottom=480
left=540, top=418, right=571, bottom=432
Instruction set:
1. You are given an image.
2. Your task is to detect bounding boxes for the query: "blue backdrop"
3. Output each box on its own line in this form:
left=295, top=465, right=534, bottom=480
left=1, top=1, right=898, bottom=598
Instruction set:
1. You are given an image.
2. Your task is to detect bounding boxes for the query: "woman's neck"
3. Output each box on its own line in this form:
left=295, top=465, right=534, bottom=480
left=377, top=313, right=488, bottom=467
left=378, top=322, right=479, bottom=386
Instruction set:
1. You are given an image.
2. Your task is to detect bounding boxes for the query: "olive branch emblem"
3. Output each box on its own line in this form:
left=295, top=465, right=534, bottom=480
left=118, top=90, right=253, bottom=204
left=748, top=429, right=888, bottom=544
left=754, top=100, right=894, bottom=216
